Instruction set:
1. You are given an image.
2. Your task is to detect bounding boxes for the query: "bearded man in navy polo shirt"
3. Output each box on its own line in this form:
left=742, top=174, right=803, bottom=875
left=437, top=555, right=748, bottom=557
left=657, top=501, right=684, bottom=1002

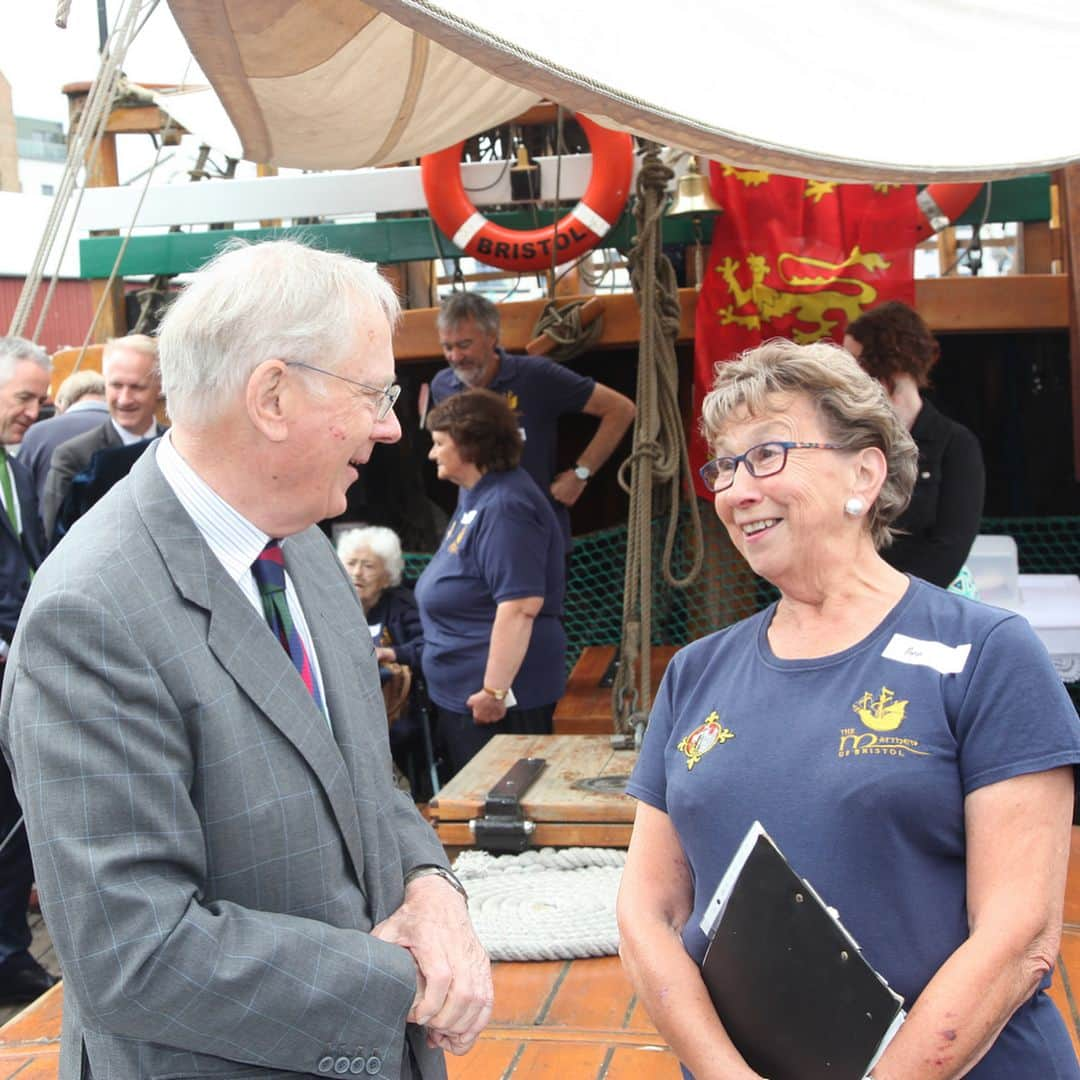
left=431, top=292, right=635, bottom=555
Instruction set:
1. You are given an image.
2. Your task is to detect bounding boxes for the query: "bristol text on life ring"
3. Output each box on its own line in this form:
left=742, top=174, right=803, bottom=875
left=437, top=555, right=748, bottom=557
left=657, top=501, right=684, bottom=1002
left=420, top=114, right=635, bottom=273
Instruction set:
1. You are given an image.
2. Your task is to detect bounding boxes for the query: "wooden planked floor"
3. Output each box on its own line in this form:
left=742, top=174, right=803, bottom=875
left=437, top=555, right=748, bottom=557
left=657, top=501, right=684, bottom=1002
left=5, top=831, right=1080, bottom=1078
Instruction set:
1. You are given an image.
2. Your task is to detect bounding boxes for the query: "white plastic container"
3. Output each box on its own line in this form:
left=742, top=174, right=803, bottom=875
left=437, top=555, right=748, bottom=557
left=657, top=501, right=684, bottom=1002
left=966, top=535, right=1020, bottom=608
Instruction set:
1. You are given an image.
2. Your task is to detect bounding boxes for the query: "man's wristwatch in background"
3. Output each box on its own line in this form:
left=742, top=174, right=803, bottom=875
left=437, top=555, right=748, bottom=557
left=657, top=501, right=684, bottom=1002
left=482, top=686, right=509, bottom=701
left=404, top=864, right=468, bottom=902
left=573, top=463, right=591, bottom=482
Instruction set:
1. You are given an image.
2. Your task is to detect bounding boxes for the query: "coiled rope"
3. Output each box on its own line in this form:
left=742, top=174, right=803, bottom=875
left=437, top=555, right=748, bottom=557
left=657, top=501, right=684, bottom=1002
left=611, top=144, right=705, bottom=737
left=454, top=847, right=625, bottom=961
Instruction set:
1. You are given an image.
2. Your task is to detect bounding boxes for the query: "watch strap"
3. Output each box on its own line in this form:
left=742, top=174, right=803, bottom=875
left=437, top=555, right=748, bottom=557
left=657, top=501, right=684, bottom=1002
left=404, top=864, right=468, bottom=902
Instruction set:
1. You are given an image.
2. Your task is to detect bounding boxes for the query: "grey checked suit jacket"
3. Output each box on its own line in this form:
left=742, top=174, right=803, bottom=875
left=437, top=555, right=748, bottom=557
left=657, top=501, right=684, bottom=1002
left=0, top=447, right=450, bottom=1080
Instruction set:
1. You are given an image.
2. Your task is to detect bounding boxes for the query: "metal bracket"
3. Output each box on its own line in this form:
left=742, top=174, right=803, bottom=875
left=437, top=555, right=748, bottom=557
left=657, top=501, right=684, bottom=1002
left=469, top=757, right=546, bottom=853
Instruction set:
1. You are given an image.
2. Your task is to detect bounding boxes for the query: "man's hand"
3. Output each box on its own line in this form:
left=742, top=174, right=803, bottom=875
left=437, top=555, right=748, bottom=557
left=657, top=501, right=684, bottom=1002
left=375, top=646, right=397, bottom=664
left=371, top=875, right=493, bottom=1054
left=549, top=469, right=588, bottom=507
left=466, top=689, right=507, bottom=725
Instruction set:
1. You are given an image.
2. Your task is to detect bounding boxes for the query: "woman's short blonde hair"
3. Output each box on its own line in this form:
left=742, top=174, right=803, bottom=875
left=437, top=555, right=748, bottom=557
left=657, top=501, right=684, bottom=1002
left=335, top=526, right=404, bottom=587
left=699, top=338, right=917, bottom=550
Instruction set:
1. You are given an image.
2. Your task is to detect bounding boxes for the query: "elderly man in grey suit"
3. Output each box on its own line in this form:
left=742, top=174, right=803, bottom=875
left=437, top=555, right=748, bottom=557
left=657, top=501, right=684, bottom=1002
left=41, top=333, right=165, bottom=541
left=0, top=240, right=492, bottom=1079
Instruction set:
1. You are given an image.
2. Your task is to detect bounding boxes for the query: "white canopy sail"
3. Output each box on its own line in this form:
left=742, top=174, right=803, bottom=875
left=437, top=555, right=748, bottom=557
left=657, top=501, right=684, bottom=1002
left=167, top=0, right=1080, bottom=180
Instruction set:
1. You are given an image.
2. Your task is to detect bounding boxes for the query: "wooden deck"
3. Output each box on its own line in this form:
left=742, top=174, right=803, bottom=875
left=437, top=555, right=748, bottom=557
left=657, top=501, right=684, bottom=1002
left=3, top=833, right=1080, bottom=1077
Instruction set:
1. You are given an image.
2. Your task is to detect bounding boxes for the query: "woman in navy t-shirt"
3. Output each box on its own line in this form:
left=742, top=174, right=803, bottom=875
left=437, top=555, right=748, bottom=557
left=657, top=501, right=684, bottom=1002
left=415, top=389, right=566, bottom=777
left=618, top=339, right=1080, bottom=1080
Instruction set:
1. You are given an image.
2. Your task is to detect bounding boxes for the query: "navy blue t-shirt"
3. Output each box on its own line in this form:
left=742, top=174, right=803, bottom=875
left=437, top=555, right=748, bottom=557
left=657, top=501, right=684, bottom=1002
left=414, top=467, right=567, bottom=713
left=430, top=349, right=595, bottom=552
left=628, top=577, right=1080, bottom=1079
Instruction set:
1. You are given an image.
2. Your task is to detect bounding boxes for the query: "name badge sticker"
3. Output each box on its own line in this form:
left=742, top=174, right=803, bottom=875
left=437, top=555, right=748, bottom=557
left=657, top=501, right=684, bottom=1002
left=882, top=633, right=971, bottom=675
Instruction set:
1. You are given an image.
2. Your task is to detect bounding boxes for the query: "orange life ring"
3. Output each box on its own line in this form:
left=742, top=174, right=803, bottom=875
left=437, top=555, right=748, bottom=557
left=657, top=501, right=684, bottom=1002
left=915, top=182, right=984, bottom=239
left=420, top=114, right=635, bottom=273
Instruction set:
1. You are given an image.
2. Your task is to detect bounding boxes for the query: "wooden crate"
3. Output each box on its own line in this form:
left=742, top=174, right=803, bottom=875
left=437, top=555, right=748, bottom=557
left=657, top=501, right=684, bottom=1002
left=429, top=734, right=638, bottom=849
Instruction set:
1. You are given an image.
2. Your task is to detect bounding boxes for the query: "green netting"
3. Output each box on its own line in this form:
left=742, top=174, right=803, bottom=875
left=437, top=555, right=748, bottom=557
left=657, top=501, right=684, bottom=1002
left=405, top=515, right=1080, bottom=685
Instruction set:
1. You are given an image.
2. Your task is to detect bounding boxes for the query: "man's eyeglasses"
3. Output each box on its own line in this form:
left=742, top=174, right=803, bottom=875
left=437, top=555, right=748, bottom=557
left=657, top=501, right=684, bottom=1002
left=287, top=361, right=401, bottom=420
left=698, top=441, right=842, bottom=493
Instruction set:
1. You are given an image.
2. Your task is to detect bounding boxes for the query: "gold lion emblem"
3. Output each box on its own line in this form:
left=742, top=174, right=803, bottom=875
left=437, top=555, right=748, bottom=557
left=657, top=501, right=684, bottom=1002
left=714, top=245, right=891, bottom=343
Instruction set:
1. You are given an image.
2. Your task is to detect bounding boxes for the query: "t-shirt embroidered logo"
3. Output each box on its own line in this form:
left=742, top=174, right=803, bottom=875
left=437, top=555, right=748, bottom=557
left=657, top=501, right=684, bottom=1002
left=852, top=686, right=908, bottom=732
left=503, top=390, right=519, bottom=412
left=838, top=686, right=930, bottom=760
left=677, top=710, right=735, bottom=771
left=446, top=510, right=478, bottom=554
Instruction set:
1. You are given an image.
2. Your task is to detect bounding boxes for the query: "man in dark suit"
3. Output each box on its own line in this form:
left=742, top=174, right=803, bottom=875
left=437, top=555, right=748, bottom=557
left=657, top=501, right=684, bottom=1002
left=1, top=241, right=491, bottom=1079
left=16, top=369, right=108, bottom=506
left=0, top=336, right=55, bottom=1004
left=42, top=334, right=165, bottom=542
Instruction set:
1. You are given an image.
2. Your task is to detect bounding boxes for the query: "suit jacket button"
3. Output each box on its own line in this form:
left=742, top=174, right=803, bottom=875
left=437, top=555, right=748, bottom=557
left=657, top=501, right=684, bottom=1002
left=317, top=1057, right=335, bottom=1074
left=350, top=1057, right=366, bottom=1074
left=335, top=1056, right=352, bottom=1074
left=365, top=1055, right=382, bottom=1074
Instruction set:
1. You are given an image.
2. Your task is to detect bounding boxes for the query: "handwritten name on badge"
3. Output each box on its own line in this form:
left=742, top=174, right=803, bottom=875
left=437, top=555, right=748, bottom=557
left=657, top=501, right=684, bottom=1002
left=882, top=633, right=971, bottom=675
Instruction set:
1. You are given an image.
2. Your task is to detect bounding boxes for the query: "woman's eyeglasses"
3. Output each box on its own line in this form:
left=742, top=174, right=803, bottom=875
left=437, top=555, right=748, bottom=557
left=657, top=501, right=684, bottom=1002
left=698, top=441, right=842, bottom=493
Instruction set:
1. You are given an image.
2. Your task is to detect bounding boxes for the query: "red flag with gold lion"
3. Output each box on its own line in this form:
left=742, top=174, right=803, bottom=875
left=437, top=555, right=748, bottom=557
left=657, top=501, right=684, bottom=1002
left=691, top=167, right=927, bottom=496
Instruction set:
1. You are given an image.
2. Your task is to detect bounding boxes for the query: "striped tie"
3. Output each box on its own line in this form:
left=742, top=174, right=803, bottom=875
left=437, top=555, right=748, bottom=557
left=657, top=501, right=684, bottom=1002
left=251, top=541, right=323, bottom=709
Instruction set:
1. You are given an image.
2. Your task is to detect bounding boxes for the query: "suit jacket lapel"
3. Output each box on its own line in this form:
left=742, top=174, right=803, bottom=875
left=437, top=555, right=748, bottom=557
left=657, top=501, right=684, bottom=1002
left=129, top=451, right=370, bottom=890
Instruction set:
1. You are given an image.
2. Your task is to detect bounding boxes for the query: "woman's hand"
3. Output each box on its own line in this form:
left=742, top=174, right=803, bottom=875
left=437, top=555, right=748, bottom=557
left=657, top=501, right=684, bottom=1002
left=466, top=689, right=508, bottom=725
left=375, top=646, right=397, bottom=664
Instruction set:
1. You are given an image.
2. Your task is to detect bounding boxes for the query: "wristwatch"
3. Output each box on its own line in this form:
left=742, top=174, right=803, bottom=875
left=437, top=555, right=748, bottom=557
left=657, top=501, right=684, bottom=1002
left=573, top=463, right=592, bottom=481
left=482, top=686, right=509, bottom=701
left=404, top=864, right=468, bottom=902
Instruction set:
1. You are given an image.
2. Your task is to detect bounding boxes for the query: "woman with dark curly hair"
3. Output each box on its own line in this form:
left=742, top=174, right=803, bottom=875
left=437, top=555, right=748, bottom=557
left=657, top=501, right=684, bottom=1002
left=415, top=389, right=566, bottom=776
left=844, top=300, right=984, bottom=590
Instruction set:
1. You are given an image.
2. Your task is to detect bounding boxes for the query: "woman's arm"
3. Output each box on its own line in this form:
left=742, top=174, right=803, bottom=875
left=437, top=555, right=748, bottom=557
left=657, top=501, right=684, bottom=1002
left=617, top=803, right=766, bottom=1080
left=380, top=588, right=424, bottom=669
left=465, top=596, right=542, bottom=724
left=870, top=766, right=1073, bottom=1079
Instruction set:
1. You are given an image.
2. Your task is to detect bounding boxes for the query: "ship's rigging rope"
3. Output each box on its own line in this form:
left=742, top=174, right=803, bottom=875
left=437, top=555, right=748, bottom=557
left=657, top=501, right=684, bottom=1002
left=611, top=143, right=704, bottom=739
left=9, top=0, right=155, bottom=346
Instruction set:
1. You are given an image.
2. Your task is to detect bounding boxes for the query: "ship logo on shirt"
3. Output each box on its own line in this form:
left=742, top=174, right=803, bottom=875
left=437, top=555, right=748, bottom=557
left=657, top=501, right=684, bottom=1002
left=677, top=711, right=735, bottom=770
left=852, top=686, right=908, bottom=732
left=503, top=390, right=519, bottom=412
left=838, top=685, right=929, bottom=760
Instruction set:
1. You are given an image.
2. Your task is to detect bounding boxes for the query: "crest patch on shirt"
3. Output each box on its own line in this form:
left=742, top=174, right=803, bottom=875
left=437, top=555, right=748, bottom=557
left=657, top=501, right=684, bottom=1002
left=677, top=710, right=735, bottom=771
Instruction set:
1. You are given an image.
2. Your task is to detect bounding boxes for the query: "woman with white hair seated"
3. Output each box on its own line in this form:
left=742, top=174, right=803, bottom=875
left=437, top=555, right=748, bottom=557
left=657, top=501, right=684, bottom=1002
left=336, top=525, right=430, bottom=796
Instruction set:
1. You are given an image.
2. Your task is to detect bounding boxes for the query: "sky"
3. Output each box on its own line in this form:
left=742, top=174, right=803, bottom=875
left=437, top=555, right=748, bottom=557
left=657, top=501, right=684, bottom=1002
left=0, top=1, right=203, bottom=127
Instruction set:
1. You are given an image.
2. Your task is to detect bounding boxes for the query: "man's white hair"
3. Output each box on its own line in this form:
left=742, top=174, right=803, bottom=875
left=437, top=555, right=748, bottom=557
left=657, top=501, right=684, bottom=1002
left=157, top=239, right=401, bottom=426
left=0, top=337, right=50, bottom=388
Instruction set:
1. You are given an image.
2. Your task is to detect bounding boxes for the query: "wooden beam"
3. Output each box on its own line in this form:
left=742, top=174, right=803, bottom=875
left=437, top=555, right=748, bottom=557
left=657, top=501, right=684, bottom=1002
left=103, top=105, right=188, bottom=138
left=393, top=277, right=1070, bottom=361
left=1060, top=167, right=1080, bottom=480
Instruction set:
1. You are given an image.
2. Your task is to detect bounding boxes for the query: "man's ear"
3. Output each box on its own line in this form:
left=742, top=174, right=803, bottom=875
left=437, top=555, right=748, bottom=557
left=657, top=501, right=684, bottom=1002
left=246, top=360, right=291, bottom=442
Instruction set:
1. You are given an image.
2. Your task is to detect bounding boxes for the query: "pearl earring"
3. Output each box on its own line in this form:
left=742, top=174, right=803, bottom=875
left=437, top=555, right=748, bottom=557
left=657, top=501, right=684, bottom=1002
left=844, top=497, right=865, bottom=517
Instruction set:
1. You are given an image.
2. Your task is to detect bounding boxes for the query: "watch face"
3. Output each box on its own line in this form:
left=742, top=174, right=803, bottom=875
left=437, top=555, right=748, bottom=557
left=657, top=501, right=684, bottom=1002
left=574, top=466, right=590, bottom=480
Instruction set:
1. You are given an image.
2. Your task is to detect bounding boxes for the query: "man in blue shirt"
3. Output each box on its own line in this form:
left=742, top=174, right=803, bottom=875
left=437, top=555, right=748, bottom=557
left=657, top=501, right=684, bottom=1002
left=431, top=292, right=635, bottom=552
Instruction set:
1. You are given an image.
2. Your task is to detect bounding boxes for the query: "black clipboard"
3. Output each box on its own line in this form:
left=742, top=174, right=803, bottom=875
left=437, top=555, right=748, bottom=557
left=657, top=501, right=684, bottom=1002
left=699, top=822, right=904, bottom=1080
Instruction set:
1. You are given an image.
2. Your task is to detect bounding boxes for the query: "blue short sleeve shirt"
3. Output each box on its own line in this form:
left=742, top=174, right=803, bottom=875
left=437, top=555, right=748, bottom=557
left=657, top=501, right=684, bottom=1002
left=431, top=350, right=595, bottom=551
left=628, top=577, right=1080, bottom=1078
left=414, top=467, right=567, bottom=712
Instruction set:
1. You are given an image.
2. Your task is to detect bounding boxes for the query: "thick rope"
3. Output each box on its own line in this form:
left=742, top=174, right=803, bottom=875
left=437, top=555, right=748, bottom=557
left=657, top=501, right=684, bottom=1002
left=612, top=144, right=705, bottom=736
left=55, top=0, right=74, bottom=29
left=454, top=847, right=624, bottom=961
left=530, top=298, right=603, bottom=363
left=10, top=0, right=149, bottom=341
